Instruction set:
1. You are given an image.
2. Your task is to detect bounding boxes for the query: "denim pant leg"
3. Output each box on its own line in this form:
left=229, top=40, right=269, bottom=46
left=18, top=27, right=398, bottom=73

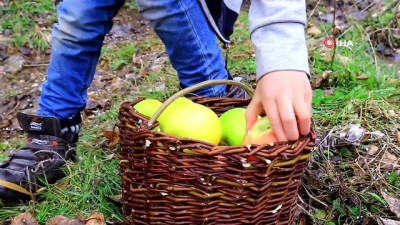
left=136, top=0, right=229, bottom=97
left=38, top=0, right=125, bottom=119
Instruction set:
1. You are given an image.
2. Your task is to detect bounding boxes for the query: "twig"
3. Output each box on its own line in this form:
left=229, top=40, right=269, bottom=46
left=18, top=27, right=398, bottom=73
left=360, top=1, right=376, bottom=13
left=367, top=27, right=398, bottom=35
left=23, top=63, right=49, bottom=67
left=296, top=204, right=313, bottom=217
left=307, top=0, right=322, bottom=21
left=330, top=0, right=337, bottom=70
left=302, top=184, right=329, bottom=208
left=377, top=0, right=400, bottom=16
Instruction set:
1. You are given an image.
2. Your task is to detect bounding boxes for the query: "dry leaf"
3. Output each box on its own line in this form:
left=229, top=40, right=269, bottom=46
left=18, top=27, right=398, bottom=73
left=11, top=213, right=38, bottom=225
left=311, top=71, right=332, bottom=89
left=307, top=26, right=322, bottom=36
left=381, top=151, right=398, bottom=170
left=324, top=89, right=334, bottom=95
left=86, top=212, right=106, bottom=225
left=386, top=78, right=399, bottom=85
left=367, top=145, right=380, bottom=155
left=46, top=216, right=85, bottom=225
left=111, top=77, right=123, bottom=91
left=322, top=52, right=333, bottom=62
left=104, top=153, right=115, bottom=161
left=357, top=75, right=369, bottom=80
left=103, top=130, right=117, bottom=142
left=381, top=190, right=400, bottom=219
left=397, top=129, right=400, bottom=147
left=132, top=55, right=143, bottom=67
left=102, top=129, right=119, bottom=147
left=376, top=217, right=400, bottom=225
left=55, top=177, right=70, bottom=190
left=106, top=194, right=123, bottom=204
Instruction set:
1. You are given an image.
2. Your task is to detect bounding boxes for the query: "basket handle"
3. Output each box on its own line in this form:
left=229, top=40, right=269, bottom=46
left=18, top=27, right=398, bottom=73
left=148, top=79, right=254, bottom=126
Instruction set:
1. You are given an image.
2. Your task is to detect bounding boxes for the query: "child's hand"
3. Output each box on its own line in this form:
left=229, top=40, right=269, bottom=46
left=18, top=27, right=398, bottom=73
left=245, top=70, right=312, bottom=141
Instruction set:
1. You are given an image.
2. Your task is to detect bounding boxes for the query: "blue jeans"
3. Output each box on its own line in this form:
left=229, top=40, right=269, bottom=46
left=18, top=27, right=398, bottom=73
left=38, top=0, right=229, bottom=119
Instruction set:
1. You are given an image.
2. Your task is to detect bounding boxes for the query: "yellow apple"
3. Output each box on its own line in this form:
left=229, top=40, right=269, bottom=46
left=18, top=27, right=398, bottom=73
left=133, top=99, right=162, bottom=118
left=159, top=102, right=222, bottom=145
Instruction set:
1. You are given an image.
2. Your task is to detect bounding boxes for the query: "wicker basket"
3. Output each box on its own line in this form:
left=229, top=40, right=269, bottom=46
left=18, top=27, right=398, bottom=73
left=118, top=80, right=316, bottom=225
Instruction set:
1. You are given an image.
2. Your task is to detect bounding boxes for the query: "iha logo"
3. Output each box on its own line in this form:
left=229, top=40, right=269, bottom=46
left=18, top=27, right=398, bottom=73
left=323, top=36, right=353, bottom=50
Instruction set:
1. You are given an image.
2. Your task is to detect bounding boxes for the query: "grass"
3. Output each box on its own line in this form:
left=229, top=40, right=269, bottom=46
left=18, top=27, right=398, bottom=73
left=304, top=12, right=400, bottom=221
left=0, top=0, right=56, bottom=50
left=30, top=107, right=123, bottom=223
left=1, top=1, right=400, bottom=225
left=0, top=100, right=124, bottom=223
left=101, top=42, right=136, bottom=71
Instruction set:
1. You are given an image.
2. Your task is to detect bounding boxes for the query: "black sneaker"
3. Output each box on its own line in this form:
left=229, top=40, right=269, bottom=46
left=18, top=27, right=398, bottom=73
left=0, top=113, right=79, bottom=201
left=223, top=76, right=248, bottom=99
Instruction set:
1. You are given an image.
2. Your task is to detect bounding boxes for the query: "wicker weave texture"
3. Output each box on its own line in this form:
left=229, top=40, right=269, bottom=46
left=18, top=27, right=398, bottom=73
left=118, top=97, right=316, bottom=225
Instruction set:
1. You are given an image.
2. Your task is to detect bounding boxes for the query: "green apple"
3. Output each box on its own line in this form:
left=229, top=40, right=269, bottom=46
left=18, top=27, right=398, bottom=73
left=219, top=108, right=247, bottom=146
left=133, top=98, right=162, bottom=118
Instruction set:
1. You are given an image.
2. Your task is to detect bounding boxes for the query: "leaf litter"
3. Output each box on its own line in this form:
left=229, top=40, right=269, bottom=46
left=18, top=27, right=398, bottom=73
left=303, top=95, right=400, bottom=224
left=10, top=212, right=106, bottom=225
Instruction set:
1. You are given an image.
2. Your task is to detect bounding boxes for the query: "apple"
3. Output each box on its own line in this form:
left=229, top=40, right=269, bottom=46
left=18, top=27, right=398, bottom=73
left=159, top=102, right=222, bottom=145
left=219, top=108, right=247, bottom=146
left=242, top=116, right=278, bottom=145
left=158, top=97, right=193, bottom=123
left=133, top=99, right=162, bottom=118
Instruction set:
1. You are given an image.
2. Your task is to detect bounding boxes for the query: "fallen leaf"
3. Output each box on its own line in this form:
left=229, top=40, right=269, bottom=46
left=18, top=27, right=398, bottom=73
left=104, top=153, right=115, bottom=160
left=132, top=54, right=144, bottom=67
left=311, top=71, right=332, bottom=89
left=376, top=217, right=400, bottom=225
left=386, top=78, right=399, bottom=85
left=307, top=26, right=322, bottom=36
left=102, top=129, right=119, bottom=147
left=381, top=190, right=400, bottom=219
left=367, top=145, right=380, bottom=155
left=85, top=212, right=105, bottom=225
left=106, top=194, right=123, bottom=204
left=381, top=151, right=398, bottom=170
left=111, top=77, right=123, bottom=91
left=357, top=75, right=369, bottom=80
left=397, top=129, right=400, bottom=147
left=55, top=177, right=70, bottom=190
left=322, top=52, right=333, bottom=62
left=46, top=216, right=85, bottom=225
left=11, top=213, right=38, bottom=225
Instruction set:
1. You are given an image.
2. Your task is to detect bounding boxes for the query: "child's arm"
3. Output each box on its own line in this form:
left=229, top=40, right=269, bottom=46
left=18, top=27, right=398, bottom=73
left=245, top=0, right=312, bottom=141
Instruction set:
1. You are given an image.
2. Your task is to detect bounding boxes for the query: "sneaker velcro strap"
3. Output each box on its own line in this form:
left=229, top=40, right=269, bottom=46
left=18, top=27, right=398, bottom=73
left=0, top=179, right=32, bottom=196
left=24, top=135, right=69, bottom=152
